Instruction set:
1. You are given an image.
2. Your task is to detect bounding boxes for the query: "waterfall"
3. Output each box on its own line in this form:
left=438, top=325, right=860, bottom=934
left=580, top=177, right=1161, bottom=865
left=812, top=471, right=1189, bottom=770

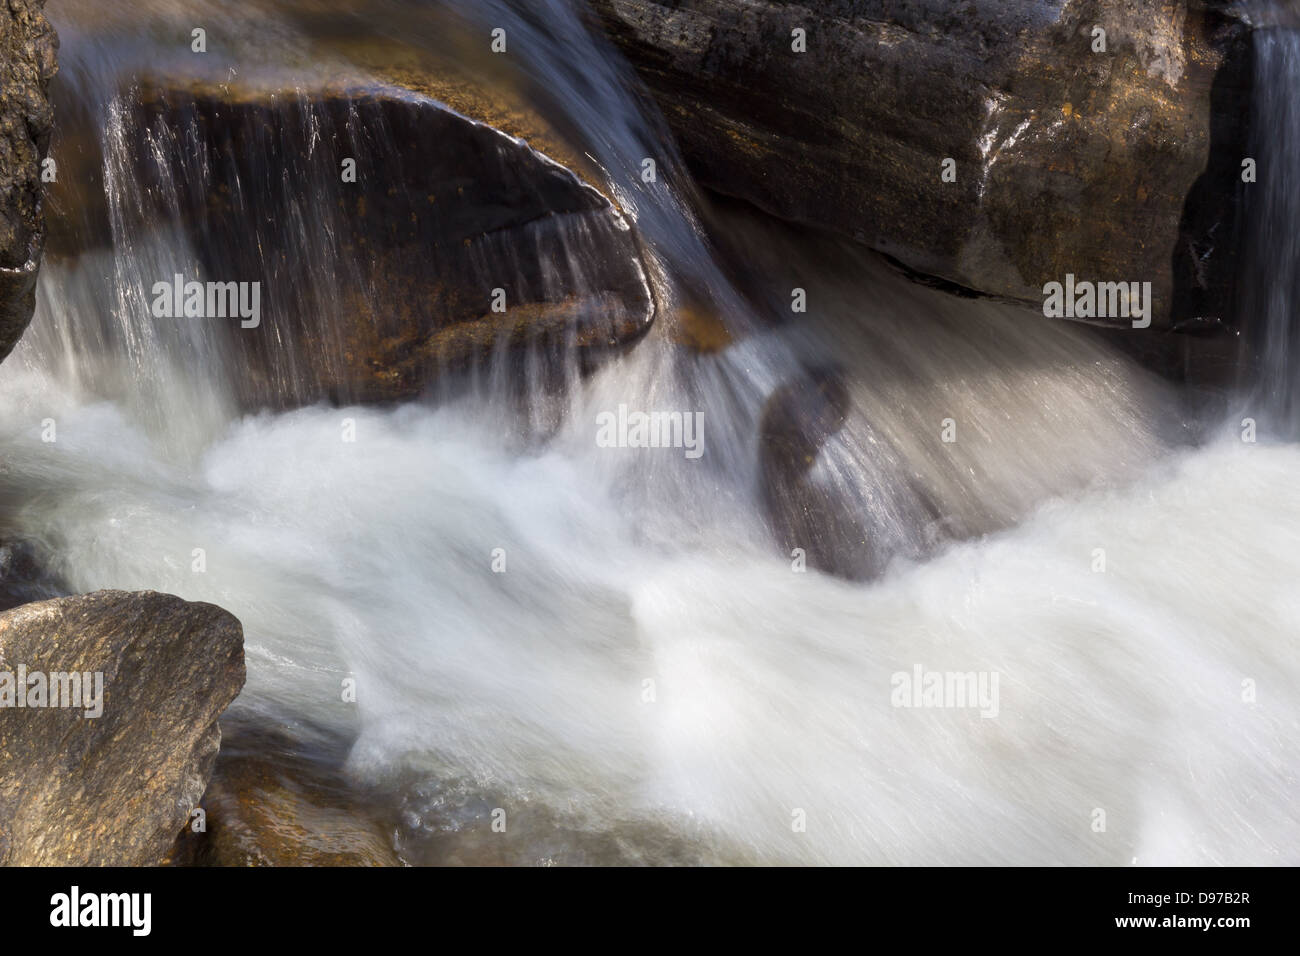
left=0, top=0, right=1296, bottom=865
left=1241, top=14, right=1300, bottom=435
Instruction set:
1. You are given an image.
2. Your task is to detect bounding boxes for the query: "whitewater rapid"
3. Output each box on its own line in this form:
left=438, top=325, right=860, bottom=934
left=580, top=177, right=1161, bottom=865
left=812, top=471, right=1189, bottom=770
left=2, top=325, right=1296, bottom=865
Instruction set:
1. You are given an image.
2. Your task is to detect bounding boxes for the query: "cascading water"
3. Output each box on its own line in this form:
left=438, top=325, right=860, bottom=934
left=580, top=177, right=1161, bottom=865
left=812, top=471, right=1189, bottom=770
left=1240, top=8, right=1300, bottom=436
left=0, top=0, right=1297, bottom=865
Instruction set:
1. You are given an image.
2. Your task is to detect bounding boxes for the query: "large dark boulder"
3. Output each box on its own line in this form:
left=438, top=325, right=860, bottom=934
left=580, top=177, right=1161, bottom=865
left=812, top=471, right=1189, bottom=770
left=0, top=590, right=245, bottom=866
left=49, top=67, right=656, bottom=407
left=0, top=0, right=56, bottom=363
left=591, top=0, right=1250, bottom=330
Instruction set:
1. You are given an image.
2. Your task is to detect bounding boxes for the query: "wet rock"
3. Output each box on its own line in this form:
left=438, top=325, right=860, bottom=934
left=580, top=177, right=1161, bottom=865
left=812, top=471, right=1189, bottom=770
left=0, top=0, right=57, bottom=363
left=51, top=68, right=656, bottom=407
left=166, top=715, right=728, bottom=866
left=168, top=717, right=401, bottom=867
left=758, top=367, right=944, bottom=581
left=668, top=296, right=733, bottom=353
left=0, top=590, right=245, bottom=866
left=758, top=367, right=869, bottom=578
left=592, top=0, right=1250, bottom=330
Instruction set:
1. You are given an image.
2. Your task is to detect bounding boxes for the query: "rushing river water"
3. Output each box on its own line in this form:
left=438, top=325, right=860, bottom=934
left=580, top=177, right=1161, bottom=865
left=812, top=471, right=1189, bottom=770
left=0, top=0, right=1297, bottom=865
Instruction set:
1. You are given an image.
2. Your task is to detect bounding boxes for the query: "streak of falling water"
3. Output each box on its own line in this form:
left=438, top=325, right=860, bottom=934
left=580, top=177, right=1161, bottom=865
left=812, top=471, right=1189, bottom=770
left=1239, top=10, right=1300, bottom=436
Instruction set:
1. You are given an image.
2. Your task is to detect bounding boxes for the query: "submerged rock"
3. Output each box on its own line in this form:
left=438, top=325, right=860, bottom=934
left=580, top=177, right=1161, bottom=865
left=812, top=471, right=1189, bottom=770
left=758, top=368, right=866, bottom=577
left=168, top=717, right=401, bottom=867
left=0, top=590, right=245, bottom=866
left=592, top=0, right=1250, bottom=331
left=166, top=715, right=726, bottom=866
left=0, top=0, right=57, bottom=363
left=758, top=366, right=946, bottom=581
left=0, top=538, right=65, bottom=612
left=759, top=368, right=875, bottom=579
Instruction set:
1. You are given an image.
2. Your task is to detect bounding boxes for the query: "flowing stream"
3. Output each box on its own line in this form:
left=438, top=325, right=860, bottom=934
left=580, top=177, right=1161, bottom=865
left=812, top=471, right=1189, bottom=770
left=0, top=0, right=1296, bottom=865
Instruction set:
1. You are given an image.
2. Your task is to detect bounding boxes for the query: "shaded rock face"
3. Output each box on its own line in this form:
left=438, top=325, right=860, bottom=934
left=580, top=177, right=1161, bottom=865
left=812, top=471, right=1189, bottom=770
left=51, top=72, right=656, bottom=407
left=0, top=590, right=245, bottom=866
left=0, top=0, right=57, bottom=363
left=592, top=0, right=1250, bottom=331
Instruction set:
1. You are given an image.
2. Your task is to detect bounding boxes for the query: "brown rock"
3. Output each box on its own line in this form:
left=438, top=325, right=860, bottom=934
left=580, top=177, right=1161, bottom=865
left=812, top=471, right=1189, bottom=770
left=0, top=590, right=245, bottom=866
left=168, top=718, right=401, bottom=867
left=50, top=67, right=656, bottom=407
left=0, top=0, right=57, bottom=363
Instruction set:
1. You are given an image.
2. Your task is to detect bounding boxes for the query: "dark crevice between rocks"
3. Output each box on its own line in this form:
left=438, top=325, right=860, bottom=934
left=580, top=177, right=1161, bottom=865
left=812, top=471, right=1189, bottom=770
left=1168, top=1, right=1253, bottom=378
left=1070, top=2, right=1251, bottom=428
